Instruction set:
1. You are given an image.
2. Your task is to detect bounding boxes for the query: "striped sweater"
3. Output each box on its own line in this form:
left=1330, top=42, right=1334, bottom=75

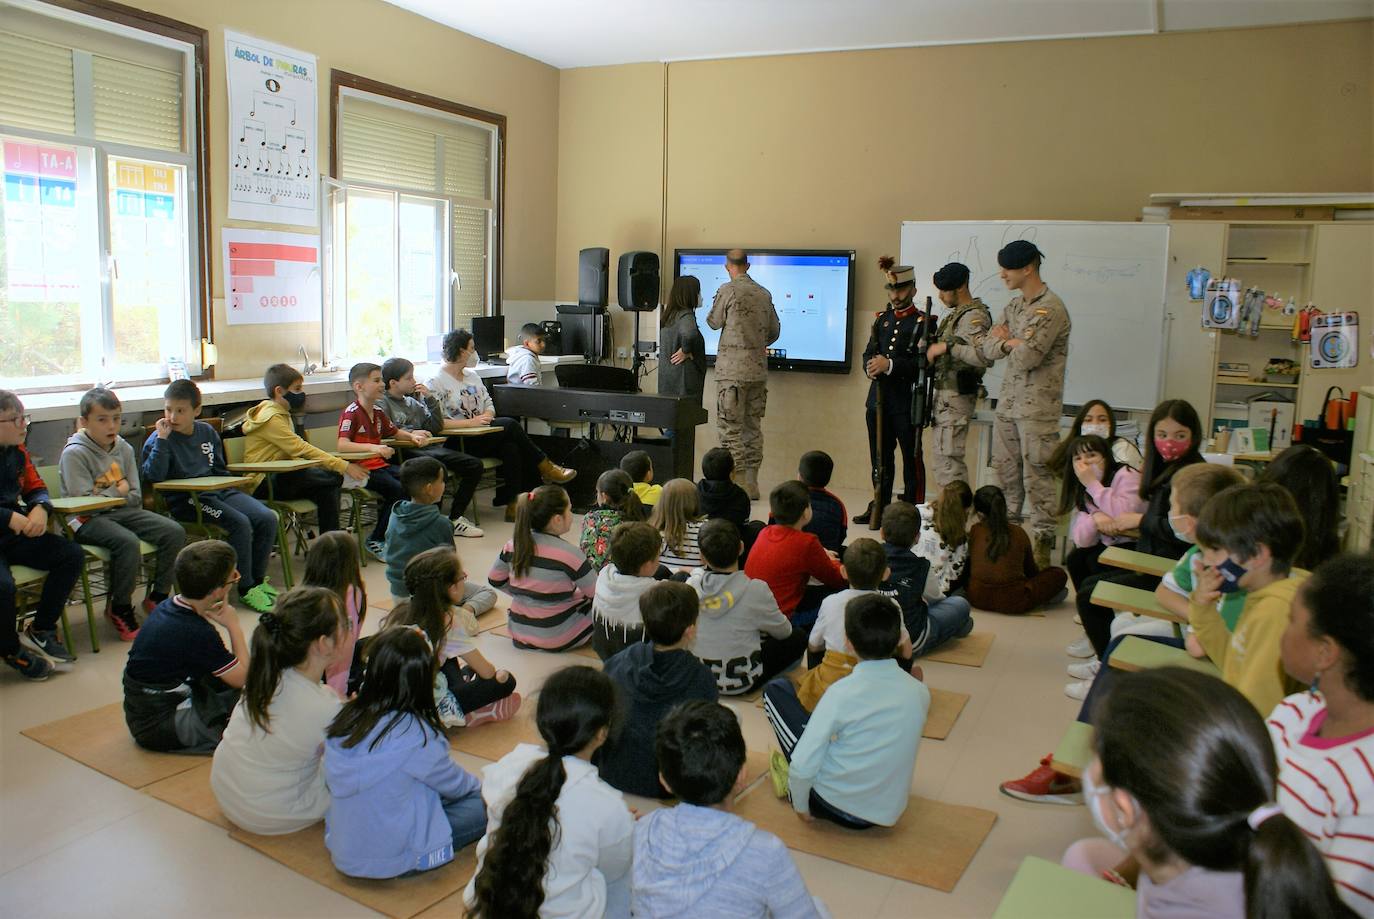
left=488, top=532, right=596, bottom=651
left=659, top=518, right=704, bottom=572
left=1267, top=691, right=1374, bottom=916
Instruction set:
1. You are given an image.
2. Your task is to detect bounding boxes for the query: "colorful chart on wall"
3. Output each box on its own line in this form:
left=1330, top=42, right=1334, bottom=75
left=224, top=30, right=317, bottom=227
left=2, top=140, right=80, bottom=301
left=222, top=228, right=320, bottom=326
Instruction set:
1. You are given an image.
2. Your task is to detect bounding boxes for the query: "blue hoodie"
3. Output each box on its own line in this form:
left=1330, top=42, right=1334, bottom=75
left=632, top=803, right=826, bottom=918
left=384, top=499, right=454, bottom=596
left=323, top=714, right=482, bottom=879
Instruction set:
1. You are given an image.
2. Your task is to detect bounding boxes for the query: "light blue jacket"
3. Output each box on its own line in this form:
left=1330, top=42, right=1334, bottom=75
left=323, top=713, right=481, bottom=878
left=787, top=658, right=929, bottom=826
left=384, top=499, right=454, bottom=596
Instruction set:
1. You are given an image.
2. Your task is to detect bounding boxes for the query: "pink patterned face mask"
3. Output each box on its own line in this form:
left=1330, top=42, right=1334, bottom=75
left=1154, top=438, right=1191, bottom=462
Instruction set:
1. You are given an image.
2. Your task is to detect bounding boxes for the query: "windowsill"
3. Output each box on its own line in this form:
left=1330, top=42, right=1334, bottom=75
left=21, top=355, right=583, bottom=424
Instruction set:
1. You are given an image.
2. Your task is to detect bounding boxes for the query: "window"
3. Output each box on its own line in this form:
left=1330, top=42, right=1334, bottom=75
left=327, top=73, right=502, bottom=364
left=0, top=1, right=208, bottom=391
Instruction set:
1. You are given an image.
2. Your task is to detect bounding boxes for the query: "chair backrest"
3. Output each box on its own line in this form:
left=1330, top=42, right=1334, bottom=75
left=202, top=416, right=223, bottom=433
left=304, top=427, right=337, bottom=451
left=224, top=435, right=246, bottom=464
left=34, top=464, right=63, bottom=498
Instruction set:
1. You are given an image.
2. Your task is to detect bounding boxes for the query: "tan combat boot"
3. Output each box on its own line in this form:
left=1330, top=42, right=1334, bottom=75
left=538, top=458, right=577, bottom=484
left=740, top=467, right=760, bottom=500
left=1033, top=534, right=1056, bottom=570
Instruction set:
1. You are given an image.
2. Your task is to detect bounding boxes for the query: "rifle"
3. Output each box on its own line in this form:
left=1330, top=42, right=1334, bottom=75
left=869, top=379, right=884, bottom=529
left=909, top=297, right=937, bottom=503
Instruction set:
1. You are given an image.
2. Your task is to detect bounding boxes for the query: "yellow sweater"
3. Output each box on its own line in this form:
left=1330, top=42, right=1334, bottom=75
left=1190, top=572, right=1306, bottom=716
left=797, top=648, right=855, bottom=712
left=241, top=400, right=347, bottom=474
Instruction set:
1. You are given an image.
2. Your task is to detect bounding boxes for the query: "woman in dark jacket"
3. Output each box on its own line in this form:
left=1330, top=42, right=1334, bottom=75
left=657, top=275, right=706, bottom=401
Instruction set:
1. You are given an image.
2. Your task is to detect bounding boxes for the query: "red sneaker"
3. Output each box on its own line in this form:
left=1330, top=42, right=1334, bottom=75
left=999, top=754, right=1083, bottom=805
left=106, top=607, right=140, bottom=642
left=464, top=693, right=522, bottom=728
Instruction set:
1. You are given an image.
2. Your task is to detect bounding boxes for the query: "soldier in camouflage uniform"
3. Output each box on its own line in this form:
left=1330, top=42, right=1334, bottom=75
left=707, top=249, right=780, bottom=499
left=979, top=240, right=1072, bottom=568
left=926, top=262, right=992, bottom=490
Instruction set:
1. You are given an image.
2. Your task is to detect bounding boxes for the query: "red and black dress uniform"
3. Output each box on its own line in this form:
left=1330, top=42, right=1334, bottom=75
left=862, top=299, right=925, bottom=514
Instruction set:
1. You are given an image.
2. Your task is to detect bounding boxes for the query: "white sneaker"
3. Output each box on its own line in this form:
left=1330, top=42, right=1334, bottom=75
left=1067, top=659, right=1101, bottom=681
left=452, top=516, right=484, bottom=539
left=1064, top=679, right=1092, bottom=701
left=1066, top=636, right=1094, bottom=659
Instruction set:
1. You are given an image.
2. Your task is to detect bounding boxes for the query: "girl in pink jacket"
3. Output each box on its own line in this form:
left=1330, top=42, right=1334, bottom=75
left=1057, top=435, right=1146, bottom=592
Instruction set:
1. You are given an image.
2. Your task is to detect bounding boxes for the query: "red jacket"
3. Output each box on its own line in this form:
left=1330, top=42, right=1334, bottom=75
left=744, top=525, right=845, bottom=616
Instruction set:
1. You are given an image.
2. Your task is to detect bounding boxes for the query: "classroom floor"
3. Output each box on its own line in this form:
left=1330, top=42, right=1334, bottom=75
left=0, top=485, right=1098, bottom=918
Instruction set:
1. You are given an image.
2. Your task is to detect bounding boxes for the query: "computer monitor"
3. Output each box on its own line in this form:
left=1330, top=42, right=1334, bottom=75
left=471, top=315, right=505, bottom=361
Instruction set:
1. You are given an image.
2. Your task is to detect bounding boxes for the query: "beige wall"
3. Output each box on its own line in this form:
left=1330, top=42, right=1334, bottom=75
left=124, top=0, right=560, bottom=378
left=556, top=20, right=1374, bottom=491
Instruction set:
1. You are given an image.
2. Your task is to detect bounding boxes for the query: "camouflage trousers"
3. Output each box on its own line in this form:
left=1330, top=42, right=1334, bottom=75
left=716, top=379, right=767, bottom=473
left=930, top=389, right=977, bottom=490
left=991, top=413, right=1060, bottom=542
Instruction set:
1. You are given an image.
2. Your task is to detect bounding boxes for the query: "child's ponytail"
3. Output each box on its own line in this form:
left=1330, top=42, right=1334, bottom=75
left=933, top=480, right=973, bottom=548
left=243, top=587, right=346, bottom=732
left=1245, top=811, right=1355, bottom=919
left=468, top=666, right=618, bottom=919
left=510, top=485, right=570, bottom=578
left=973, top=485, right=1011, bottom=562
left=596, top=468, right=644, bottom=522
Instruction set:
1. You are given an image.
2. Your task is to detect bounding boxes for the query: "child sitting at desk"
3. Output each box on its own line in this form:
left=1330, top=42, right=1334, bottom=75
left=338, top=362, right=423, bottom=559
left=505, top=322, right=546, bottom=386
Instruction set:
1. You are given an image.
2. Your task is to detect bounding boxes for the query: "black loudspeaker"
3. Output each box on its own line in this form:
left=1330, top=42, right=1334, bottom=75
left=578, top=247, right=609, bottom=308
left=471, top=315, right=505, bottom=361
left=617, top=251, right=660, bottom=311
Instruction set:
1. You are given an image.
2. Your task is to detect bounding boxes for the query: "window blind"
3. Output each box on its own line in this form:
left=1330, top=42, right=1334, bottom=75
left=0, top=31, right=76, bottom=136
left=339, top=112, right=437, bottom=191
left=452, top=206, right=488, bottom=320
left=92, top=55, right=182, bottom=151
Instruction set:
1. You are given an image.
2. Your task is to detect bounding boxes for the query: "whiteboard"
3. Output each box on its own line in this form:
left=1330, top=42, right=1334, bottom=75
left=900, top=221, right=1170, bottom=412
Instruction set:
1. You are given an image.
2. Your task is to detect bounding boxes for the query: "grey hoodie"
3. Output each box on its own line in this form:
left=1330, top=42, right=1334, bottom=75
left=632, top=803, right=827, bottom=919
left=59, top=429, right=141, bottom=509
left=687, top=568, right=792, bottom=695
left=376, top=391, right=443, bottom=435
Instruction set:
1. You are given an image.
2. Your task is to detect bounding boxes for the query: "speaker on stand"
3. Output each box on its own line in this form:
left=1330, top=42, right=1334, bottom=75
left=617, top=250, right=660, bottom=390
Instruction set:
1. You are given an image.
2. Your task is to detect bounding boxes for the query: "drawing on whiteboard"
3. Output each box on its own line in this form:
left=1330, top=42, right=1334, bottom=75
left=1060, top=254, right=1143, bottom=285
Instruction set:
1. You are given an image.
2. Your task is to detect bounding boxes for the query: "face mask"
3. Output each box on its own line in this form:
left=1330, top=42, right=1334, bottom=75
left=1083, top=768, right=1131, bottom=850
left=1216, top=556, right=1247, bottom=594
left=1153, top=437, right=1191, bottom=462
left=465, top=351, right=478, bottom=368
left=1167, top=513, right=1193, bottom=544
left=1081, top=422, right=1110, bottom=439
left=283, top=390, right=307, bottom=411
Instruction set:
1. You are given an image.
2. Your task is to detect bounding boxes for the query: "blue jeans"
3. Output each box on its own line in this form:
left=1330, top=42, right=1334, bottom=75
left=176, top=490, right=278, bottom=590
left=443, top=790, right=487, bottom=851
left=913, top=595, right=974, bottom=657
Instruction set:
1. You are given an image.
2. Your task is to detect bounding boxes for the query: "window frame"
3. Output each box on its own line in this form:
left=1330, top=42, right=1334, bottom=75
left=328, top=70, right=505, bottom=330
left=1, top=0, right=213, bottom=392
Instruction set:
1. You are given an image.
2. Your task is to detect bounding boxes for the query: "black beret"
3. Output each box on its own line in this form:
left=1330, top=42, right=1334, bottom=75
left=932, top=262, right=970, bottom=291
left=997, top=240, right=1044, bottom=269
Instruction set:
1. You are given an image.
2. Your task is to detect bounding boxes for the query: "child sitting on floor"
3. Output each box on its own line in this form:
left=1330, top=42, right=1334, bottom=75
left=689, top=518, right=806, bottom=696
left=595, top=581, right=718, bottom=798
left=324, top=626, right=486, bottom=879
left=301, top=531, right=367, bottom=697
left=591, top=521, right=663, bottom=660
left=211, top=586, right=346, bottom=835
left=465, top=666, right=635, bottom=919
left=797, top=450, right=847, bottom=553
left=579, top=468, right=646, bottom=571
left=880, top=502, right=973, bottom=657
left=488, top=485, right=597, bottom=652
left=914, top=480, right=973, bottom=595
left=745, top=481, right=846, bottom=630
left=633, top=700, right=831, bottom=919
left=621, top=450, right=662, bottom=507
left=651, top=478, right=706, bottom=573
left=384, top=456, right=455, bottom=600
left=697, top=446, right=752, bottom=531
left=122, top=541, right=247, bottom=753
left=964, top=485, right=1068, bottom=615
left=764, top=593, right=929, bottom=829
left=389, top=546, right=518, bottom=729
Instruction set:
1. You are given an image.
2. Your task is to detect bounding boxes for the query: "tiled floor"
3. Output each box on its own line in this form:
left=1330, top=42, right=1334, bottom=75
left=0, top=486, right=1097, bottom=917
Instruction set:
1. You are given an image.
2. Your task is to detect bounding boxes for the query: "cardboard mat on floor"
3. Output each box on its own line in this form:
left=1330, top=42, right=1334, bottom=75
left=230, top=822, right=476, bottom=919
left=142, top=762, right=232, bottom=829
left=923, top=631, right=995, bottom=667
left=488, top=624, right=599, bottom=659
left=754, top=686, right=969, bottom=741
left=20, top=702, right=206, bottom=789
left=732, top=784, right=996, bottom=892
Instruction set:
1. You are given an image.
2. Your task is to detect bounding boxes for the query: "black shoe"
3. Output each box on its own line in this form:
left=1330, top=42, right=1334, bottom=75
left=3, top=650, right=53, bottom=681
left=852, top=502, right=875, bottom=525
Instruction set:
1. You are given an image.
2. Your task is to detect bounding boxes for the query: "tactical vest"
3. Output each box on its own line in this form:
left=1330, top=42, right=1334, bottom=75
left=934, top=299, right=991, bottom=395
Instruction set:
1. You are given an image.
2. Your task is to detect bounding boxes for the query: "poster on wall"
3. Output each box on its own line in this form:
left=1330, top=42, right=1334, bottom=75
left=224, top=30, right=317, bottom=227
left=222, top=228, right=321, bottom=325
left=2, top=140, right=80, bottom=301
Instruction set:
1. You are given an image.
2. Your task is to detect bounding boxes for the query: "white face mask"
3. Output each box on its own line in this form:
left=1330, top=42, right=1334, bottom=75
left=1081, top=422, right=1111, bottom=439
left=1168, top=513, right=1193, bottom=544
left=1083, top=768, right=1132, bottom=851
left=465, top=350, right=478, bottom=368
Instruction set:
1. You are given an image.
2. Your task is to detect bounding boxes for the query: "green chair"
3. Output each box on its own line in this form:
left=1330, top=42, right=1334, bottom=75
left=10, top=564, right=79, bottom=659
left=305, top=427, right=380, bottom=567
left=223, top=437, right=314, bottom=588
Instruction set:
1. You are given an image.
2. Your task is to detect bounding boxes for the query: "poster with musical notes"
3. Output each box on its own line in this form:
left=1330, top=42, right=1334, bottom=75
left=225, top=30, right=317, bottom=227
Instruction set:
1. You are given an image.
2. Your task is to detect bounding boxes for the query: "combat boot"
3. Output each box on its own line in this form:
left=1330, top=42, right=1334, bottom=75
left=1033, top=534, right=1056, bottom=570
left=740, top=467, right=760, bottom=500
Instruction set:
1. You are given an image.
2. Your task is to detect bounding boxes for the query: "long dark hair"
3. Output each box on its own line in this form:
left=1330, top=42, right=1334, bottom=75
left=595, top=468, right=644, bottom=522
left=511, top=485, right=570, bottom=578
left=1139, top=399, right=1203, bottom=500
left=468, top=666, right=618, bottom=919
left=1048, top=398, right=1118, bottom=473
left=1299, top=554, right=1374, bottom=702
left=932, top=480, right=973, bottom=549
left=385, top=547, right=462, bottom=653
left=1055, top=435, right=1123, bottom=517
left=326, top=626, right=444, bottom=751
left=243, top=587, right=346, bottom=732
left=302, top=531, right=367, bottom=630
left=1259, top=445, right=1340, bottom=571
left=661, top=274, right=700, bottom=328
left=972, top=485, right=1012, bottom=563
left=1095, top=668, right=1354, bottom=919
